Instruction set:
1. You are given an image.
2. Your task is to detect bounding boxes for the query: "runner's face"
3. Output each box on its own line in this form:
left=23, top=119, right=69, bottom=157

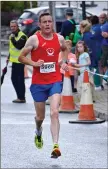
left=39, top=15, right=53, bottom=34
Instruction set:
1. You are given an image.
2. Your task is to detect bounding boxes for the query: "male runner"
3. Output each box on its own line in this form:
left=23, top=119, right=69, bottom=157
left=18, top=12, right=68, bottom=158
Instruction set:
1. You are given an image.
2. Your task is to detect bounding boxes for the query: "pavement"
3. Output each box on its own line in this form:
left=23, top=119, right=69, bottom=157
left=1, top=50, right=108, bottom=121
left=1, top=51, right=107, bottom=168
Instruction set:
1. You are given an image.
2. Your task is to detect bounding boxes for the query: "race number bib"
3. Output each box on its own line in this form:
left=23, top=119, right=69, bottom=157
left=40, top=62, right=56, bottom=73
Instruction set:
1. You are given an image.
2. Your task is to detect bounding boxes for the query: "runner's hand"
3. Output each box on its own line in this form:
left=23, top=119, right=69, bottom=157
left=61, top=63, right=69, bottom=71
left=34, top=59, right=44, bottom=67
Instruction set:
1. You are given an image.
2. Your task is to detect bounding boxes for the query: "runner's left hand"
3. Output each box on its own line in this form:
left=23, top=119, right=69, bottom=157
left=61, top=63, right=69, bottom=71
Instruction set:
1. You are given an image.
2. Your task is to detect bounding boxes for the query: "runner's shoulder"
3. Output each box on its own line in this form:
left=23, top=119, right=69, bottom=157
left=56, top=33, right=65, bottom=42
left=25, top=34, right=39, bottom=49
left=28, top=34, right=38, bottom=41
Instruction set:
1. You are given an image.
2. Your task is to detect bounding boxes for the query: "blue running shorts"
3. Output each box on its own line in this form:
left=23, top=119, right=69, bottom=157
left=30, top=82, right=63, bottom=102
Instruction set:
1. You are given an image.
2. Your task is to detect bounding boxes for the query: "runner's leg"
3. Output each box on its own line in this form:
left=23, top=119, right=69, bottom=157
left=50, top=93, right=61, bottom=144
left=34, top=102, right=45, bottom=131
left=50, top=93, right=61, bottom=158
left=34, top=102, right=45, bottom=149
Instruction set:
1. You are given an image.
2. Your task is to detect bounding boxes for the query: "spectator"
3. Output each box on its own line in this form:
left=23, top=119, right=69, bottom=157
left=59, top=40, right=77, bottom=93
left=90, top=15, right=104, bottom=89
left=99, top=13, right=107, bottom=25
left=60, top=8, right=76, bottom=45
left=90, top=15, right=103, bottom=49
left=73, top=41, right=95, bottom=102
left=9, top=20, right=27, bottom=103
left=101, top=22, right=108, bottom=82
left=86, top=16, right=92, bottom=23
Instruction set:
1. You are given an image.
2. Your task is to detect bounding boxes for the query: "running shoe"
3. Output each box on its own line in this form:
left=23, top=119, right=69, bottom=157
left=51, top=144, right=61, bottom=158
left=34, top=135, right=43, bottom=149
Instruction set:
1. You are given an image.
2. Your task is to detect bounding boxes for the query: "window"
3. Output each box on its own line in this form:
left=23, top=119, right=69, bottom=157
left=20, top=12, right=33, bottom=19
left=72, top=8, right=82, bottom=23
left=73, top=8, right=92, bottom=23
left=55, top=8, right=65, bottom=19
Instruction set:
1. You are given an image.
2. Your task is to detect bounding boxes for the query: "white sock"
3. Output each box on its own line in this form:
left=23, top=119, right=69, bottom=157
left=35, top=128, right=42, bottom=136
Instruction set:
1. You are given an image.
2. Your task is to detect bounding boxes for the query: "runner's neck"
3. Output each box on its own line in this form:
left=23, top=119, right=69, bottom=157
left=40, top=31, right=54, bottom=40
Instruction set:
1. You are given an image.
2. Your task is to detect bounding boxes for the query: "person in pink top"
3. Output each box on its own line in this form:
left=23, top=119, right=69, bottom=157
left=59, top=40, right=77, bottom=92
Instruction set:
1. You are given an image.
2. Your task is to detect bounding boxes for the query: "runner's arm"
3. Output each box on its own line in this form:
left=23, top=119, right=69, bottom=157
left=57, top=34, right=68, bottom=65
left=57, top=34, right=69, bottom=71
left=18, top=35, right=39, bottom=67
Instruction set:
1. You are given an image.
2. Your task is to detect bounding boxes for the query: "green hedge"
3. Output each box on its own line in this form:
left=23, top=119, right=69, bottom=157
left=1, top=1, right=38, bottom=25
left=1, top=1, right=37, bottom=13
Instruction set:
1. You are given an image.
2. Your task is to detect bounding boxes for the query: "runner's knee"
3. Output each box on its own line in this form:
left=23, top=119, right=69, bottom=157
left=36, top=114, right=45, bottom=121
left=50, top=108, right=59, bottom=119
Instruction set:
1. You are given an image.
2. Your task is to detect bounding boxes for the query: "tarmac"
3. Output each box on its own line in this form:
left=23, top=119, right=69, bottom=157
left=1, top=50, right=108, bottom=121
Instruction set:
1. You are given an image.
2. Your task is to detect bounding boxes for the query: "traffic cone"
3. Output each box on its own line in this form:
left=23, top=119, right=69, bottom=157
left=69, top=70, right=105, bottom=124
left=59, top=71, right=79, bottom=113
left=24, top=65, right=29, bottom=79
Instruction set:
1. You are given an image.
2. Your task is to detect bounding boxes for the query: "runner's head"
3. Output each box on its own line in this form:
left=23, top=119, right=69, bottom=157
left=39, top=13, right=53, bottom=35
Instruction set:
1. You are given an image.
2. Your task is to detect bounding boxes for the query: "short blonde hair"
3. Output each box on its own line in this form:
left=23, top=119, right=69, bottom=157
left=80, top=20, right=91, bottom=32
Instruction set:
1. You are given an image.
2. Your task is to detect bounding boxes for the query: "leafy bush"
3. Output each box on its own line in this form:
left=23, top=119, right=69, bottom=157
left=1, top=1, right=37, bottom=13
left=1, top=1, right=37, bottom=25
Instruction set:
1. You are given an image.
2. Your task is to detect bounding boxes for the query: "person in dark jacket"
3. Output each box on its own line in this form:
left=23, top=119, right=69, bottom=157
left=9, top=20, right=27, bottom=103
left=101, top=22, right=108, bottom=82
left=90, top=15, right=104, bottom=89
left=90, top=15, right=103, bottom=55
left=60, top=8, right=76, bottom=43
left=61, top=8, right=78, bottom=92
left=99, top=13, right=107, bottom=26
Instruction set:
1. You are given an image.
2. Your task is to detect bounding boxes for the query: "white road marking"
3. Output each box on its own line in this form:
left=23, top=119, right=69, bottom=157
left=1, top=110, right=35, bottom=114
left=1, top=121, right=69, bottom=125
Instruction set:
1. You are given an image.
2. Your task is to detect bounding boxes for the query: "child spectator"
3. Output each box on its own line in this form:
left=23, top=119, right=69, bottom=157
left=59, top=40, right=77, bottom=93
left=73, top=41, right=95, bottom=102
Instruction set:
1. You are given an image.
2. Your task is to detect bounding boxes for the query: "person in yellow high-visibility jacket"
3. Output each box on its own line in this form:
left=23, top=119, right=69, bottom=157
left=9, top=20, right=27, bottom=103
